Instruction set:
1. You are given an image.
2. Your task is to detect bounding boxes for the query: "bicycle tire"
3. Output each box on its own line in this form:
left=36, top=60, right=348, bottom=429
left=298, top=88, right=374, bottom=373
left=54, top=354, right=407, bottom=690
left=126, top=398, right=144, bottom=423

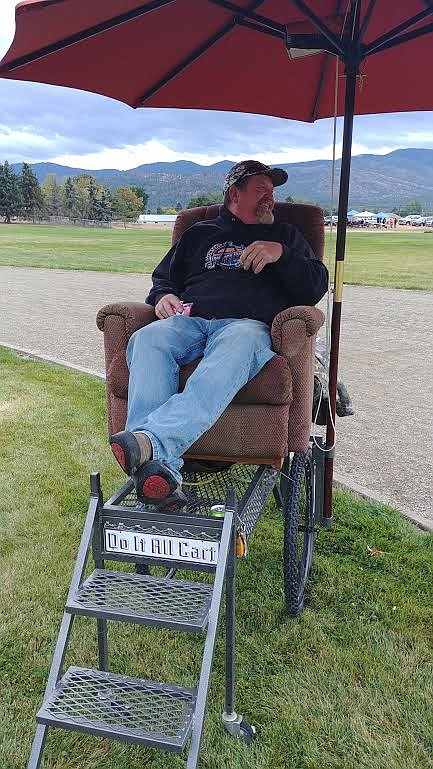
left=283, top=450, right=316, bottom=616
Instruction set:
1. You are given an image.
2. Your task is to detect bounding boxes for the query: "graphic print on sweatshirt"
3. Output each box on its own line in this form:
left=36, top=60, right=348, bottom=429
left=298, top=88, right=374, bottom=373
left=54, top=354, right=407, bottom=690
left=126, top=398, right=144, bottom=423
left=205, top=242, right=245, bottom=270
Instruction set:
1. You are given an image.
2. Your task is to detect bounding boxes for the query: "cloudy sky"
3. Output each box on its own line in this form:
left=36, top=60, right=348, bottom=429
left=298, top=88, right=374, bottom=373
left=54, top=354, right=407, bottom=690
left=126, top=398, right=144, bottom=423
left=1, top=1, right=433, bottom=171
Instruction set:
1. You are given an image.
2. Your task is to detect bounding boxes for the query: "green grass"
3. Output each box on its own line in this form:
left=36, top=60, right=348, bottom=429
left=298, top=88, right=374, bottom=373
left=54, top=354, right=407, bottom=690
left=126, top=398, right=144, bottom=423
left=0, top=224, right=171, bottom=273
left=325, top=231, right=433, bottom=291
left=1, top=346, right=432, bottom=769
left=1, top=224, right=433, bottom=289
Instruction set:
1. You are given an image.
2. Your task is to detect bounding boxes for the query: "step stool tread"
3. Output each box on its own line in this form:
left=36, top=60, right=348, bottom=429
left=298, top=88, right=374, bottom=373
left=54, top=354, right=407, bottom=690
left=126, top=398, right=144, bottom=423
left=67, top=569, right=212, bottom=631
left=36, top=666, right=196, bottom=751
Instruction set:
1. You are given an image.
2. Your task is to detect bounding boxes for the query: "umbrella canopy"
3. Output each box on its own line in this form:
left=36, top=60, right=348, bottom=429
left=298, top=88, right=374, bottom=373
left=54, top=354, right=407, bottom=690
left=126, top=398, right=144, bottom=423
left=347, top=209, right=359, bottom=216
left=1, top=1, right=433, bottom=122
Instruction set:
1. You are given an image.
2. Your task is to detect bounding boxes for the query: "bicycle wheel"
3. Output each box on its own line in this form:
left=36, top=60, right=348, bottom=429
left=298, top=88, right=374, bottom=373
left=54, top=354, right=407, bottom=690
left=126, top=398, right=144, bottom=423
left=283, top=450, right=316, bottom=616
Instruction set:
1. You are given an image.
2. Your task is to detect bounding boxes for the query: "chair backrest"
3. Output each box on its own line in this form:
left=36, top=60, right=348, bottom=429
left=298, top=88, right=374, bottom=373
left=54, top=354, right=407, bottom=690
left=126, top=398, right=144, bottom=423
left=173, top=202, right=324, bottom=261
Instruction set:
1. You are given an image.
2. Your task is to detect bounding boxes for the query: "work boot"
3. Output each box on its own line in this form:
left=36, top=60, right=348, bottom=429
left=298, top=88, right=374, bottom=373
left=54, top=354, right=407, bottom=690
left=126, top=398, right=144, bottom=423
left=133, top=460, right=187, bottom=512
left=109, top=430, right=152, bottom=475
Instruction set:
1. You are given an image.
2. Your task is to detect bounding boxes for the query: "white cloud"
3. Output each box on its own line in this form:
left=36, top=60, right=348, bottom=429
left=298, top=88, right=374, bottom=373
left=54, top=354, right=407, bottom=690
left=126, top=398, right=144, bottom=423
left=0, top=125, right=55, bottom=152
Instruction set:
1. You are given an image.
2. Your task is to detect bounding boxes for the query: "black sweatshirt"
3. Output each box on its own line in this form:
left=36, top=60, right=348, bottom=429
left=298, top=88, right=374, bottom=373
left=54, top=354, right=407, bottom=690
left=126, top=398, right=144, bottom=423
left=146, top=206, right=328, bottom=326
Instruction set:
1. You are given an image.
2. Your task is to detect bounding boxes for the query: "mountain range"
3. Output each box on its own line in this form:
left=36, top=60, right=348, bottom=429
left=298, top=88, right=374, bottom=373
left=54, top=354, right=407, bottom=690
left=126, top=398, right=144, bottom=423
left=12, top=148, right=433, bottom=210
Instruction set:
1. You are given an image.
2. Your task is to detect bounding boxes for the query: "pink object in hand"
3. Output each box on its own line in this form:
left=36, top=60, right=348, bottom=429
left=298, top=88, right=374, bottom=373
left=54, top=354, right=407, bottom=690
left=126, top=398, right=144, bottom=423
left=175, top=302, right=193, bottom=316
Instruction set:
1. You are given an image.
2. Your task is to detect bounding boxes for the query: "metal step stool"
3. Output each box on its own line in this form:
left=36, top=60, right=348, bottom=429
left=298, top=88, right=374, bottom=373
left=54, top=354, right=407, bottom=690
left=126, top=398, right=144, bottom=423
left=27, top=464, right=278, bottom=768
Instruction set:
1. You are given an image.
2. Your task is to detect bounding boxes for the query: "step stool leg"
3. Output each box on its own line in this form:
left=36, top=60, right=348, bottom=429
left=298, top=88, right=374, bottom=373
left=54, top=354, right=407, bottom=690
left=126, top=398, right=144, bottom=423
left=27, top=723, right=47, bottom=769
left=224, top=533, right=236, bottom=718
left=222, top=522, right=256, bottom=744
left=97, top=618, right=108, bottom=670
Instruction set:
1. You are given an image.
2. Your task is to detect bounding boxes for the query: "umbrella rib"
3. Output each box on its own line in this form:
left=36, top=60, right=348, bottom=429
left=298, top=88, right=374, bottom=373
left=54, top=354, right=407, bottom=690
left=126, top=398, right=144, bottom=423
left=365, top=18, right=433, bottom=58
left=364, top=6, right=433, bottom=57
left=135, top=0, right=269, bottom=107
left=207, top=0, right=285, bottom=34
left=0, top=0, right=174, bottom=73
left=309, top=54, right=332, bottom=121
left=359, top=0, right=377, bottom=40
left=238, top=20, right=284, bottom=40
left=288, top=0, right=345, bottom=56
left=307, top=0, right=346, bottom=122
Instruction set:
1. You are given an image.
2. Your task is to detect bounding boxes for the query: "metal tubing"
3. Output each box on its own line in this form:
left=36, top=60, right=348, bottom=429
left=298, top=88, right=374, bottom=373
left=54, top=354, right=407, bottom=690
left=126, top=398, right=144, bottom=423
left=27, top=724, right=48, bottom=769
left=97, top=619, right=109, bottom=671
left=67, top=476, right=101, bottom=600
left=224, top=527, right=237, bottom=715
left=323, top=7, right=359, bottom=519
left=46, top=613, right=75, bottom=691
left=186, top=505, right=235, bottom=769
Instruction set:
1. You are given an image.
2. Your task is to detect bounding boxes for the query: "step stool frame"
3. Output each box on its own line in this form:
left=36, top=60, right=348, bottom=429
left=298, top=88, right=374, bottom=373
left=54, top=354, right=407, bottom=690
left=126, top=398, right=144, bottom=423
left=28, top=464, right=278, bottom=769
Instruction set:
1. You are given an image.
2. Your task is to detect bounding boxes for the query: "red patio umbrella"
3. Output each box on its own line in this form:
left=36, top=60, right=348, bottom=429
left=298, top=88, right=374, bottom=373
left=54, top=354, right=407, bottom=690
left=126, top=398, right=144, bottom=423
left=2, top=0, right=432, bottom=517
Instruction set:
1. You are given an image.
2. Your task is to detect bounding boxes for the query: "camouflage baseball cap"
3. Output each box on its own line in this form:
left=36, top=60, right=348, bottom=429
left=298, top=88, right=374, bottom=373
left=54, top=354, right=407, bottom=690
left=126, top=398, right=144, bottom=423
left=223, top=160, right=288, bottom=193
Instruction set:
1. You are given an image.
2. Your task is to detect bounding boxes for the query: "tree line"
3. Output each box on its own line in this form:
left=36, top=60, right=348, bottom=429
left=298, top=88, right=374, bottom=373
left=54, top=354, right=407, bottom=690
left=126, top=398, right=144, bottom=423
left=0, top=161, right=149, bottom=223
left=1, top=161, right=426, bottom=222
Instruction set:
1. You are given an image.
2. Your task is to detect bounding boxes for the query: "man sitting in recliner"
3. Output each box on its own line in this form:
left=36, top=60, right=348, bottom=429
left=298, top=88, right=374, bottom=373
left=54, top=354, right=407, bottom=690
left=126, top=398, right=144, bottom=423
left=109, top=160, right=328, bottom=511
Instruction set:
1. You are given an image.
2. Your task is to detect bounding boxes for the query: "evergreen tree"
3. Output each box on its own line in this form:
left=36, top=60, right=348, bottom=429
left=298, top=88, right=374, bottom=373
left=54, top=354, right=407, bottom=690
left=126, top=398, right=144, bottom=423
left=0, top=161, right=23, bottom=223
left=41, top=173, right=63, bottom=216
left=87, top=177, right=99, bottom=220
left=21, top=163, right=43, bottom=220
left=63, top=176, right=80, bottom=218
left=93, top=187, right=112, bottom=221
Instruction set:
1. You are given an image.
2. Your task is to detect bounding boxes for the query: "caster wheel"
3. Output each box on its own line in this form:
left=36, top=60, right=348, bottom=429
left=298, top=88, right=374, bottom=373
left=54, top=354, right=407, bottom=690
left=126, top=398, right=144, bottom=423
left=238, top=720, right=256, bottom=743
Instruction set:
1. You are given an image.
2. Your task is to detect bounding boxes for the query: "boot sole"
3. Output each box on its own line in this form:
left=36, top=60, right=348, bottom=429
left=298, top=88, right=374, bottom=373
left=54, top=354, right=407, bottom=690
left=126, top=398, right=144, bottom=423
left=134, top=461, right=186, bottom=511
left=109, top=431, right=142, bottom=475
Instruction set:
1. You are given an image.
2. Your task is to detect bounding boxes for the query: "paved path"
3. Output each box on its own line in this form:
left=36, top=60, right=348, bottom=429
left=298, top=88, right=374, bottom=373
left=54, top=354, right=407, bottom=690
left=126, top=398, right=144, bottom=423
left=1, top=266, right=432, bottom=529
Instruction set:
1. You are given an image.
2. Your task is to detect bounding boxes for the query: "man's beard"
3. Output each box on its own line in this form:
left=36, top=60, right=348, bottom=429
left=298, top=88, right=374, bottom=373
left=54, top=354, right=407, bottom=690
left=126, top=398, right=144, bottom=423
left=256, top=201, right=274, bottom=224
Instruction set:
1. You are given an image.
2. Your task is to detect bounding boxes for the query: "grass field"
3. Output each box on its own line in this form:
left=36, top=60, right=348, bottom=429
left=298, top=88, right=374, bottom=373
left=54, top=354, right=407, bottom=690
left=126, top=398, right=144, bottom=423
left=0, top=224, right=432, bottom=290
left=1, top=347, right=432, bottom=769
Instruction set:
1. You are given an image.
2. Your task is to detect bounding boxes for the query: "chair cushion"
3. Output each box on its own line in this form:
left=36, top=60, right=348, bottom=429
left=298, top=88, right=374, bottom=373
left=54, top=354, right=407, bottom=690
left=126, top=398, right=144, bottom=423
left=179, top=355, right=291, bottom=405
left=108, top=353, right=292, bottom=406
left=108, top=394, right=290, bottom=460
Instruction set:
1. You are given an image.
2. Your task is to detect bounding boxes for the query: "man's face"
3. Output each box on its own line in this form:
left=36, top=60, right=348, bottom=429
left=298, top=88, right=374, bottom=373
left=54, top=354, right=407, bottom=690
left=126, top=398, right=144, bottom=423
left=230, top=174, right=275, bottom=224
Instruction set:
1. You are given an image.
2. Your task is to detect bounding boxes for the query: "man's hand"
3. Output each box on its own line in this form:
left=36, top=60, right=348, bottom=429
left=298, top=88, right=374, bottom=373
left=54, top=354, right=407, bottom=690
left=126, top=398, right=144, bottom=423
left=155, top=293, right=183, bottom=319
left=240, top=241, right=283, bottom=274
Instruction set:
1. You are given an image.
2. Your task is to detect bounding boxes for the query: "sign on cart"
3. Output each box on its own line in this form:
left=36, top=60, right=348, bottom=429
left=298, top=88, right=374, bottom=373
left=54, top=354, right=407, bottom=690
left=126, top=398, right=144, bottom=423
left=104, top=528, right=219, bottom=565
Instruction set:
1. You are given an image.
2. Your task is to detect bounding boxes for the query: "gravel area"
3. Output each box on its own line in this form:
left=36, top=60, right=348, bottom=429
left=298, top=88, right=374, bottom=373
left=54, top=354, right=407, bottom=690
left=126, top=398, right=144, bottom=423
left=1, top=266, right=432, bottom=529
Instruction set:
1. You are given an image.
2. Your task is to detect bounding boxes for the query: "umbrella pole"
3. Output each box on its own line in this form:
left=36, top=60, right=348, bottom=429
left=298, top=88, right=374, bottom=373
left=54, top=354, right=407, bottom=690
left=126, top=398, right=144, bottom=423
left=323, top=67, right=357, bottom=521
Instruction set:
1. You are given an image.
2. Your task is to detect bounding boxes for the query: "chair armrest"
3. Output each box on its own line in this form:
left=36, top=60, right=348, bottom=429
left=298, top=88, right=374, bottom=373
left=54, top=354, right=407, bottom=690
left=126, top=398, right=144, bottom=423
left=271, top=305, right=325, bottom=359
left=96, top=302, right=156, bottom=337
left=271, top=306, right=325, bottom=452
left=96, top=302, right=156, bottom=391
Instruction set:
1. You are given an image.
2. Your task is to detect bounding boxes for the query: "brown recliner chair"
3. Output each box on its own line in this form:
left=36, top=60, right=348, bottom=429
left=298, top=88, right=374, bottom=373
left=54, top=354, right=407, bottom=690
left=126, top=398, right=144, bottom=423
left=96, top=202, right=325, bottom=468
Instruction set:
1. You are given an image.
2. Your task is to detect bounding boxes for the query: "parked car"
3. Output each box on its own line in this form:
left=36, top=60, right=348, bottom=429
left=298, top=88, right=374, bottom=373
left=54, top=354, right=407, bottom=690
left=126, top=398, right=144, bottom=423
left=324, top=215, right=338, bottom=225
left=411, top=216, right=426, bottom=226
left=424, top=217, right=433, bottom=227
left=399, top=215, right=423, bottom=225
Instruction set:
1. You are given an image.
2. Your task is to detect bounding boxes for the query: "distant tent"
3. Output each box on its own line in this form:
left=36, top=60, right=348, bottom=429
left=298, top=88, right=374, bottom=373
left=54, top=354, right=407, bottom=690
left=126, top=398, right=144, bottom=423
left=357, top=210, right=375, bottom=217
left=347, top=209, right=359, bottom=217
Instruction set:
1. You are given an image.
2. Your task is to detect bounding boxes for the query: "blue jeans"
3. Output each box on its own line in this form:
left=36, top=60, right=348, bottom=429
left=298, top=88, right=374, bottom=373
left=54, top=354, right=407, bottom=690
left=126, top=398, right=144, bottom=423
left=125, top=316, right=275, bottom=482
